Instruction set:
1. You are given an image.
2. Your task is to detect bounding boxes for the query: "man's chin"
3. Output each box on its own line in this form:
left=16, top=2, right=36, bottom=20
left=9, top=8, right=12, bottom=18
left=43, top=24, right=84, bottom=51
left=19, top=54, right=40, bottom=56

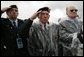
left=43, top=21, right=48, bottom=24
left=71, top=16, right=76, bottom=19
left=12, top=17, right=17, bottom=19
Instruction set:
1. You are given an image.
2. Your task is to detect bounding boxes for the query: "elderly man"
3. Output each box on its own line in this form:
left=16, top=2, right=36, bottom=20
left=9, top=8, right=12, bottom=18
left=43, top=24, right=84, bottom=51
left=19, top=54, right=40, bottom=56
left=58, top=5, right=83, bottom=56
left=20, top=7, right=59, bottom=56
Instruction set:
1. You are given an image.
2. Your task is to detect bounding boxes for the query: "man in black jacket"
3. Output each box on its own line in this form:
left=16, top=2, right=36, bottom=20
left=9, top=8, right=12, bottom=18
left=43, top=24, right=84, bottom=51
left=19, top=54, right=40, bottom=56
left=1, top=5, right=33, bottom=56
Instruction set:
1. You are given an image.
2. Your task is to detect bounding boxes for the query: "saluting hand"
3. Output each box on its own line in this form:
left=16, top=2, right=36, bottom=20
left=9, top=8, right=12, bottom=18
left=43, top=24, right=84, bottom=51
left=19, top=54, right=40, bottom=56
left=30, top=11, right=42, bottom=20
left=1, top=7, right=11, bottom=12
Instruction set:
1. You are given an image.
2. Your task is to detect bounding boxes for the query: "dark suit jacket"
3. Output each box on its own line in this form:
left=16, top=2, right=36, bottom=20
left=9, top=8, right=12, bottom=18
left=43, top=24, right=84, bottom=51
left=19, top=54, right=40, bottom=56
left=0, top=11, right=33, bottom=56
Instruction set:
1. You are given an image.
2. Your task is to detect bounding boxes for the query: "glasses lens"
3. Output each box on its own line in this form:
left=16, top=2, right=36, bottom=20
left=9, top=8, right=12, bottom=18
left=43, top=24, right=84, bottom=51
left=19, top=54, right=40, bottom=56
left=70, top=10, right=73, bottom=12
left=75, top=9, right=78, bottom=12
left=70, top=9, right=78, bottom=12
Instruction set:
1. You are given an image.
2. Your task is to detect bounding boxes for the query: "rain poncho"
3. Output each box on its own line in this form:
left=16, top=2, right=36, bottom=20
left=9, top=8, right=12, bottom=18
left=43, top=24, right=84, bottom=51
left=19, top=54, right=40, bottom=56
left=27, top=21, right=59, bottom=56
left=58, top=17, right=83, bottom=56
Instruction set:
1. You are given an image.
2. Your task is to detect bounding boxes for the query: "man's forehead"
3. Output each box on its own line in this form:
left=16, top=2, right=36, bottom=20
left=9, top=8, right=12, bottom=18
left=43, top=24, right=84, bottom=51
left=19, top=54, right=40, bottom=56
left=8, top=8, right=18, bottom=11
left=41, top=11, right=49, bottom=13
left=6, top=8, right=18, bottom=12
left=68, top=6, right=77, bottom=10
left=10, top=8, right=18, bottom=10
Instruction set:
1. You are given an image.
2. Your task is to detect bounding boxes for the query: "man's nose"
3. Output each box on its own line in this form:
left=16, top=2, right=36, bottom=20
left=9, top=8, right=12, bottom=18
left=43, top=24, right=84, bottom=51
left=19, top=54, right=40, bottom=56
left=44, top=15, right=47, bottom=18
left=73, top=10, right=76, bottom=12
left=44, top=14, right=48, bottom=17
left=13, top=10, right=17, bottom=14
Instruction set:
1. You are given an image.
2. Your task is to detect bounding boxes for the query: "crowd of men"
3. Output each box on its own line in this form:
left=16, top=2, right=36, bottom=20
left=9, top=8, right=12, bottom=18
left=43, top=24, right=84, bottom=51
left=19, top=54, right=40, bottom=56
left=0, top=5, right=83, bottom=56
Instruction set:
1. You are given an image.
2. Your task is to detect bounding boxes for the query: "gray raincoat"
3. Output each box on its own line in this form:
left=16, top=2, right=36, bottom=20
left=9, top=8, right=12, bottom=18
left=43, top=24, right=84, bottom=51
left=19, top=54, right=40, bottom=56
left=28, top=21, right=59, bottom=56
left=58, top=17, right=83, bottom=56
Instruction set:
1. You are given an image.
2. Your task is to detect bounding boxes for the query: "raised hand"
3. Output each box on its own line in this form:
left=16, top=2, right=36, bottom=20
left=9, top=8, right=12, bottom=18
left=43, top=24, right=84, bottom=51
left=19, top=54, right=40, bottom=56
left=1, top=7, right=11, bottom=12
left=30, top=11, right=42, bottom=20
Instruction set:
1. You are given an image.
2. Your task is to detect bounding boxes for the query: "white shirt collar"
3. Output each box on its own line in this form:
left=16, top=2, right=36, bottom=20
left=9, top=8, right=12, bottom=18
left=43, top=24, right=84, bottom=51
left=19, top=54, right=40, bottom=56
left=38, top=20, right=49, bottom=30
left=67, top=16, right=78, bottom=22
left=9, top=19, right=18, bottom=27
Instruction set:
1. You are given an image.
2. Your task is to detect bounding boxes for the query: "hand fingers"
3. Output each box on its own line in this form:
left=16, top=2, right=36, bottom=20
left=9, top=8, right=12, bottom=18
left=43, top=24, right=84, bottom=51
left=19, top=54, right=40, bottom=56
left=1, top=7, right=11, bottom=12
left=5, top=7, right=11, bottom=11
left=36, top=10, right=42, bottom=16
left=37, top=10, right=42, bottom=14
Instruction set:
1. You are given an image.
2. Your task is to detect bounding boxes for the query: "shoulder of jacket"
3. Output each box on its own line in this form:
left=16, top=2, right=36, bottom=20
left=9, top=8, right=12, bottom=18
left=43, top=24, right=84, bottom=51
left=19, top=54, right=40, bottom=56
left=78, top=19, right=83, bottom=24
left=18, top=19, right=23, bottom=21
left=58, top=17, right=68, bottom=23
left=1, top=18, right=10, bottom=23
left=59, top=17, right=70, bottom=26
left=17, top=19, right=24, bottom=23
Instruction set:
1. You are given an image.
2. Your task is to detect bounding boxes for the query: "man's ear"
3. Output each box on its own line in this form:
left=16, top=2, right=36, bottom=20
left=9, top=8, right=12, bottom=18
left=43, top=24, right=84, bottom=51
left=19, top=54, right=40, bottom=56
left=49, top=15, right=50, bottom=18
left=66, top=12, right=68, bottom=15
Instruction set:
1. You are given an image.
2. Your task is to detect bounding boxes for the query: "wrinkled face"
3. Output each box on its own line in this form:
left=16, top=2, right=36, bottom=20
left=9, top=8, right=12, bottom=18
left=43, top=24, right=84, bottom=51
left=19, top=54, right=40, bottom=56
left=66, top=6, right=78, bottom=19
left=6, top=8, right=18, bottom=20
left=38, top=11, right=50, bottom=24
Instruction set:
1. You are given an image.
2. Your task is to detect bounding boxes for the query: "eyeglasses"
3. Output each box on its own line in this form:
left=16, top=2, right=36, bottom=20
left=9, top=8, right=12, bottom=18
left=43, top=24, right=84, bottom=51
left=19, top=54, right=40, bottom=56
left=70, top=9, right=78, bottom=12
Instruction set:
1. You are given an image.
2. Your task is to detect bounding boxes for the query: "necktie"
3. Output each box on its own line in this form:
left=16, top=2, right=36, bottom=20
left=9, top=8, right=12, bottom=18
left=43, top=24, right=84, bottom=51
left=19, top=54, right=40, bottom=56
left=13, top=21, right=16, bottom=28
left=44, top=24, right=46, bottom=30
